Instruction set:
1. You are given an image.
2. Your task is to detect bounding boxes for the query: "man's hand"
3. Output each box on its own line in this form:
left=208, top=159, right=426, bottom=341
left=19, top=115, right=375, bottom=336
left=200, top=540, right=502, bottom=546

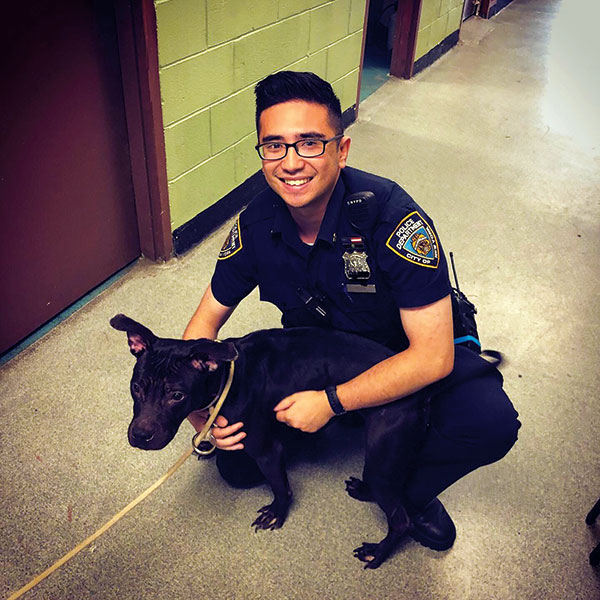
left=211, top=415, right=246, bottom=451
left=274, top=390, right=334, bottom=432
left=188, top=410, right=246, bottom=451
left=187, top=408, right=209, bottom=432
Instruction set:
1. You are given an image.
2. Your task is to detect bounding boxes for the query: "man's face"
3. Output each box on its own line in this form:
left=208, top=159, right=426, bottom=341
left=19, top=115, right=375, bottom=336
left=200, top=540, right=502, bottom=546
left=257, top=100, right=351, bottom=214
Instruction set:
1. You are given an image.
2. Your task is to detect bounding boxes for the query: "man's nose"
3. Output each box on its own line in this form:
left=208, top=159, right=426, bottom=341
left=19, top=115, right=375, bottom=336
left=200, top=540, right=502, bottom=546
left=281, top=145, right=304, bottom=170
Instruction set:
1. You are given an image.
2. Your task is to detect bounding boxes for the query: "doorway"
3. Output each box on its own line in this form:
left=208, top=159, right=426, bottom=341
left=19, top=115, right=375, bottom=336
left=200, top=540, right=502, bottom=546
left=358, top=0, right=424, bottom=103
left=463, top=0, right=478, bottom=20
left=360, top=0, right=397, bottom=101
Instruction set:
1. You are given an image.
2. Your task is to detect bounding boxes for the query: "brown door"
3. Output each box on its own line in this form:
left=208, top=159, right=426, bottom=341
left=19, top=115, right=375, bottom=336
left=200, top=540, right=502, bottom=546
left=0, top=1, right=141, bottom=353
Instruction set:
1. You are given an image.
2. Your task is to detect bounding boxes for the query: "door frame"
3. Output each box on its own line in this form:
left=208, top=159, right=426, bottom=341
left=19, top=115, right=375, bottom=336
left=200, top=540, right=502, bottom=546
left=115, top=0, right=172, bottom=261
left=356, top=0, right=424, bottom=113
left=390, top=0, right=423, bottom=80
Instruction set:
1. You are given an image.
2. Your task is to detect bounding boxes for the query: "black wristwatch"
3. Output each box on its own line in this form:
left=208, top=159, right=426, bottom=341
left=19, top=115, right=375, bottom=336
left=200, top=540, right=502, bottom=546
left=325, top=385, right=346, bottom=416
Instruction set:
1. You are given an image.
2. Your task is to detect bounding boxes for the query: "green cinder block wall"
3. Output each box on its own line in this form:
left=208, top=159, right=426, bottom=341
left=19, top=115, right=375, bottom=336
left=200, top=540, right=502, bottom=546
left=415, top=0, right=464, bottom=61
left=154, top=0, right=367, bottom=232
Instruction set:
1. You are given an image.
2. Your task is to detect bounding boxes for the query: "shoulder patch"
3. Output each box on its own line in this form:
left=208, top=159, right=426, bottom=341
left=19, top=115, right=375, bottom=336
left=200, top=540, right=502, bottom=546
left=218, top=216, right=243, bottom=260
left=385, top=211, right=440, bottom=268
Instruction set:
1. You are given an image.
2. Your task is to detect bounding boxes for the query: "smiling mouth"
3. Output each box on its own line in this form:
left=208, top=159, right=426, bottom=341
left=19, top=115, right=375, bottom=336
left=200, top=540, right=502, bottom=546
left=281, top=177, right=312, bottom=186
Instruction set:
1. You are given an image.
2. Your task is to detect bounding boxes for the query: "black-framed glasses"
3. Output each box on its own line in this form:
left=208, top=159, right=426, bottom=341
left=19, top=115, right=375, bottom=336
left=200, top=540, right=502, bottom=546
left=255, top=135, right=343, bottom=161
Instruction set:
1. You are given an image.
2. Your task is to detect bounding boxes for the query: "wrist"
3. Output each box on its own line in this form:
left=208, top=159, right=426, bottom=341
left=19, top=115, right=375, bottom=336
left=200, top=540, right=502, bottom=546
left=325, top=385, right=346, bottom=416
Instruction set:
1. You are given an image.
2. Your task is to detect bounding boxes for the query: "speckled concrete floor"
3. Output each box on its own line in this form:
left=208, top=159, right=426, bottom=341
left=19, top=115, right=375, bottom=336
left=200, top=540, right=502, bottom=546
left=2, top=1, right=600, bottom=598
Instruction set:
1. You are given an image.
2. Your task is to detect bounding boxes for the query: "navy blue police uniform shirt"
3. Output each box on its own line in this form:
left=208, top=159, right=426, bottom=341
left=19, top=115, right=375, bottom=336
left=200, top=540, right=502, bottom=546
left=211, top=166, right=451, bottom=352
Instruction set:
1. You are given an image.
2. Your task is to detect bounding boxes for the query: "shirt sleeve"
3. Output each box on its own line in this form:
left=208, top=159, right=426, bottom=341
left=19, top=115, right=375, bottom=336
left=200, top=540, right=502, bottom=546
left=374, top=192, right=452, bottom=308
left=210, top=214, right=258, bottom=307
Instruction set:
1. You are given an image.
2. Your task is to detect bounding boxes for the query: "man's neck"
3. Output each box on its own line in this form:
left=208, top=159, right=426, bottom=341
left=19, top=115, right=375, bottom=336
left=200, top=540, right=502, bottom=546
left=286, top=174, right=341, bottom=244
left=288, top=202, right=327, bottom=245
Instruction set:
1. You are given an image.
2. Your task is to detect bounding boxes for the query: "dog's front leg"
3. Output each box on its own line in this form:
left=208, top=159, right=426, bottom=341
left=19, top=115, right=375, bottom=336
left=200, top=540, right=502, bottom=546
left=250, top=439, right=292, bottom=532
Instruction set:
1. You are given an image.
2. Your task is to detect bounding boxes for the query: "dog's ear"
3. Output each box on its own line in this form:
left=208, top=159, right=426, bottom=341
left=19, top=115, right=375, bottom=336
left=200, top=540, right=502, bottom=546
left=187, top=339, right=238, bottom=371
left=190, top=358, right=219, bottom=373
left=110, top=314, right=157, bottom=357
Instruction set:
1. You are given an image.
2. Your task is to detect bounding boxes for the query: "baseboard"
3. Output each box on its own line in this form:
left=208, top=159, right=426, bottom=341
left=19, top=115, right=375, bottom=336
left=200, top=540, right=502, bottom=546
left=172, top=170, right=267, bottom=256
left=342, top=104, right=357, bottom=130
left=171, top=104, right=358, bottom=256
left=413, top=29, right=460, bottom=77
left=487, top=0, right=515, bottom=18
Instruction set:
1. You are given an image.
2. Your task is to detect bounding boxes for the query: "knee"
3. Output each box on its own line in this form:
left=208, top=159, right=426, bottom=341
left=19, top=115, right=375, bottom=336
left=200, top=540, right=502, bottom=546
left=437, top=377, right=521, bottom=465
left=473, top=392, right=521, bottom=464
left=481, top=410, right=520, bottom=463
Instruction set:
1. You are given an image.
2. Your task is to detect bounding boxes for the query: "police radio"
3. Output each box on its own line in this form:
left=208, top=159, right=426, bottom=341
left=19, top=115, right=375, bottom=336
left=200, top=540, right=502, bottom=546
left=449, top=252, right=481, bottom=353
left=345, top=191, right=378, bottom=231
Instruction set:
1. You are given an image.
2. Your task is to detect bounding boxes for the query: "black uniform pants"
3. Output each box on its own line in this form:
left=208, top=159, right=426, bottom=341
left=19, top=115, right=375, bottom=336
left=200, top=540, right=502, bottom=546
left=214, top=364, right=520, bottom=510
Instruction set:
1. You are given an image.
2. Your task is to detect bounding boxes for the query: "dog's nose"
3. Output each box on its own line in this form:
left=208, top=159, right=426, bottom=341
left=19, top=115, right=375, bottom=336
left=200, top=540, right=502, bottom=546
left=130, top=424, right=156, bottom=444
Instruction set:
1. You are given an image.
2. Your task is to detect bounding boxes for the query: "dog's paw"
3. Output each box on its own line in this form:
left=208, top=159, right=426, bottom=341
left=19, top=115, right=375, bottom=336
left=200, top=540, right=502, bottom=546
left=354, top=538, right=399, bottom=570
left=252, top=504, right=285, bottom=532
left=353, top=542, right=387, bottom=569
left=353, top=527, right=407, bottom=569
left=345, top=476, right=374, bottom=502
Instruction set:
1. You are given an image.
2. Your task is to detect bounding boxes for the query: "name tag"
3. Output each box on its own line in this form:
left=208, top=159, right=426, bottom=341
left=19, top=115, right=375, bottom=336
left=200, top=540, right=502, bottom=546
left=345, top=284, right=377, bottom=294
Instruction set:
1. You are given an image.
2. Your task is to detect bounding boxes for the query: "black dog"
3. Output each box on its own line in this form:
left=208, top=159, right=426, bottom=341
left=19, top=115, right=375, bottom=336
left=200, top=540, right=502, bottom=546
left=111, top=314, right=498, bottom=568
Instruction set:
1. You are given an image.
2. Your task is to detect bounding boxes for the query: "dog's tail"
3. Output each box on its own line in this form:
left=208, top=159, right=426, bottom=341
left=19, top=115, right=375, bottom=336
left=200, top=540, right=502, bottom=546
left=432, top=346, right=505, bottom=397
left=479, top=349, right=503, bottom=368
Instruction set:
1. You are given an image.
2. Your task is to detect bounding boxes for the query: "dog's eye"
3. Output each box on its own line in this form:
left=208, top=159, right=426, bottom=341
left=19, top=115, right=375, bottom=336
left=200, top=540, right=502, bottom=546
left=132, top=383, right=141, bottom=394
left=171, top=391, right=185, bottom=402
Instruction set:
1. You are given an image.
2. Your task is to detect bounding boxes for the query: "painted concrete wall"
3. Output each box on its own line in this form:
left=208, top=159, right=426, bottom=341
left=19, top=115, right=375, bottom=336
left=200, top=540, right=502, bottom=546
left=154, top=0, right=367, bottom=231
left=415, top=0, right=464, bottom=61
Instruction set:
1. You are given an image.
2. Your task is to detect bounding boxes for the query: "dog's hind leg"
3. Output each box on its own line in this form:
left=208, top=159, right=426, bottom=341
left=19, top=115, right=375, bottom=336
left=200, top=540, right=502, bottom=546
left=250, top=439, right=293, bottom=531
left=353, top=470, right=412, bottom=570
left=353, top=502, right=411, bottom=569
left=352, top=394, right=430, bottom=569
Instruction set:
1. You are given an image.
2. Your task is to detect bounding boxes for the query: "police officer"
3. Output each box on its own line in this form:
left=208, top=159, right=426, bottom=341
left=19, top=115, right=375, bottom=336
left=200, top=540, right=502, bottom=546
left=184, top=71, right=520, bottom=551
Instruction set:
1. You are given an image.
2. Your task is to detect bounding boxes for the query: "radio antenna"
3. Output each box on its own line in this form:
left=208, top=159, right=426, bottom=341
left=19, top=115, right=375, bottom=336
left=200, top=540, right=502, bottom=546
left=449, top=252, right=460, bottom=292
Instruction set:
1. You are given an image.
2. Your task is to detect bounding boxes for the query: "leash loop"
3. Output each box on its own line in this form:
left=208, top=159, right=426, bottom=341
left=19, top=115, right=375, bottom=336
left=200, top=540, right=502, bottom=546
left=192, top=361, right=235, bottom=457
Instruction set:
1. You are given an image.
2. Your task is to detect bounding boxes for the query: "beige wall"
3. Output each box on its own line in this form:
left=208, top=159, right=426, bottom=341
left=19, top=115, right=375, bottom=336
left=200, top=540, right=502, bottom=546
left=154, top=0, right=367, bottom=231
left=415, top=0, right=464, bottom=61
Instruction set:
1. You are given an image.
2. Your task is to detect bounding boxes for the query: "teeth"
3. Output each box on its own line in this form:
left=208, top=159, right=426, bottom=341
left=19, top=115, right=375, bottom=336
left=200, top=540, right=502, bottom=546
left=284, top=178, right=310, bottom=186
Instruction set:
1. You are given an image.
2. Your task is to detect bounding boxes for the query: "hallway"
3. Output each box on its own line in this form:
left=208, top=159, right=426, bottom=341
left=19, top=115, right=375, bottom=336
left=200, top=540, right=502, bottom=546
left=2, top=1, right=599, bottom=598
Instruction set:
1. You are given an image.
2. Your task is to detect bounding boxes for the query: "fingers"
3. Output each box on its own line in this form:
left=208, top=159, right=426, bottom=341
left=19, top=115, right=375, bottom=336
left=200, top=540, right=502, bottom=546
left=273, top=397, right=294, bottom=412
left=212, top=420, right=243, bottom=438
left=214, top=415, right=230, bottom=427
left=275, top=409, right=288, bottom=424
left=212, top=419, right=246, bottom=451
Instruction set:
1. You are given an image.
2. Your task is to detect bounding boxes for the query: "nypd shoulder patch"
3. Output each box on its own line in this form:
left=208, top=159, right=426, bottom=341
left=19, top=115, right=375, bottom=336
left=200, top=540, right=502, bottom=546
left=218, top=216, right=243, bottom=260
left=385, top=211, right=440, bottom=268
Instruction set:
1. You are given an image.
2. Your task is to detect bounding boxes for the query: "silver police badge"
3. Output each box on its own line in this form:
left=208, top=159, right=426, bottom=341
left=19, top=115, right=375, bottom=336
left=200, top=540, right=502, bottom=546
left=342, top=250, right=371, bottom=280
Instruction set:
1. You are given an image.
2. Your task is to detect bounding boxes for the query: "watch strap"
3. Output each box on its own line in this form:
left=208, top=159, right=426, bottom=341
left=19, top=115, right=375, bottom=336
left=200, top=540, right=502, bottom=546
left=325, top=385, right=346, bottom=416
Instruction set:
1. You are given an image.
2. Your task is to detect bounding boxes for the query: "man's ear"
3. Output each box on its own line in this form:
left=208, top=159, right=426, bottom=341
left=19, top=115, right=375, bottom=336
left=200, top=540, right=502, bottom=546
left=338, top=135, right=351, bottom=169
left=110, top=314, right=157, bottom=357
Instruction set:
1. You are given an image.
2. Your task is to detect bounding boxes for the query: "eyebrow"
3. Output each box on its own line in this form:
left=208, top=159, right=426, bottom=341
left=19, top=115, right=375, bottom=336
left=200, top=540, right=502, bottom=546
left=260, top=131, right=327, bottom=143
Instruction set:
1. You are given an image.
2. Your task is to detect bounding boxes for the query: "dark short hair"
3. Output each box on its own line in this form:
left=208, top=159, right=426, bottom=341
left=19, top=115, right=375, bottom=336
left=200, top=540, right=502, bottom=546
left=254, top=71, right=343, bottom=136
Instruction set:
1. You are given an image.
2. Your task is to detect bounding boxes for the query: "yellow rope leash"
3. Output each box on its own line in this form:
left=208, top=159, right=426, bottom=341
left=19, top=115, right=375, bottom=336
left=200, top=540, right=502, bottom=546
left=7, top=446, right=194, bottom=600
left=8, top=361, right=236, bottom=600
